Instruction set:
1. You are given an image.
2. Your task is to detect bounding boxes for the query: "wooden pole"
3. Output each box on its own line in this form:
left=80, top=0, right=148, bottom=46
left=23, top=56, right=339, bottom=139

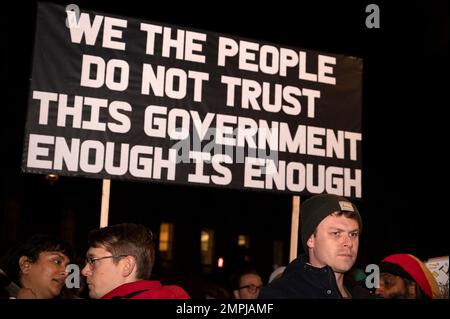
left=100, top=179, right=111, bottom=228
left=289, top=195, right=301, bottom=262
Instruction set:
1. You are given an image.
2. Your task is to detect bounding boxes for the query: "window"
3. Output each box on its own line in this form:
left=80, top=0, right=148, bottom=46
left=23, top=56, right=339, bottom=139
left=238, top=234, right=250, bottom=248
left=200, top=229, right=215, bottom=265
left=159, top=222, right=174, bottom=260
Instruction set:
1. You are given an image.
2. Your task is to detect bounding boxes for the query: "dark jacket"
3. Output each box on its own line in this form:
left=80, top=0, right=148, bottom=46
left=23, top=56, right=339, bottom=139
left=259, top=255, right=372, bottom=299
left=0, top=268, right=20, bottom=298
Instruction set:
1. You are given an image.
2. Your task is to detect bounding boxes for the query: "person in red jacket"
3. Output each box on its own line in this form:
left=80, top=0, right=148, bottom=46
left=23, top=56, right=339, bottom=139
left=375, top=253, right=440, bottom=299
left=81, top=223, right=189, bottom=299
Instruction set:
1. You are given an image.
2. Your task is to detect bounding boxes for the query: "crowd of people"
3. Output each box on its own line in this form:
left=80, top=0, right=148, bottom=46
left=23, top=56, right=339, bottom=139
left=0, top=194, right=446, bottom=299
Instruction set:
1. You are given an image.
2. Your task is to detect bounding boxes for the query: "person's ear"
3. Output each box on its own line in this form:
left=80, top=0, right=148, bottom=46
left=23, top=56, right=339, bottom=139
left=307, top=234, right=315, bottom=249
left=121, top=256, right=136, bottom=277
left=19, top=256, right=31, bottom=274
left=233, top=290, right=240, bottom=299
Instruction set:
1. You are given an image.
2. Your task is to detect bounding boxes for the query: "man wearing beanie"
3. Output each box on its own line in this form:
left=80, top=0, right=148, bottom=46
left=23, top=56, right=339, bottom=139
left=375, top=253, right=440, bottom=299
left=259, top=194, right=370, bottom=299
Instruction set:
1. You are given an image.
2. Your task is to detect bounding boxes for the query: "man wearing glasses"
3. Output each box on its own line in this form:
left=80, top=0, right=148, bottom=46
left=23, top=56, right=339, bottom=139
left=81, top=223, right=190, bottom=299
left=232, top=270, right=264, bottom=299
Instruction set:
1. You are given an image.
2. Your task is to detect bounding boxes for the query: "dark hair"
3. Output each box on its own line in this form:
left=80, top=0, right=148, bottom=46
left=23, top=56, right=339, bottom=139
left=0, top=234, right=72, bottom=287
left=394, top=277, right=428, bottom=299
left=231, top=269, right=261, bottom=290
left=88, top=223, right=155, bottom=280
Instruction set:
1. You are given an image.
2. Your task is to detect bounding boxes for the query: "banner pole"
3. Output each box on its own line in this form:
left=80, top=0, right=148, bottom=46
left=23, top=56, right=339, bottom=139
left=100, top=179, right=111, bottom=228
left=289, top=195, right=301, bottom=262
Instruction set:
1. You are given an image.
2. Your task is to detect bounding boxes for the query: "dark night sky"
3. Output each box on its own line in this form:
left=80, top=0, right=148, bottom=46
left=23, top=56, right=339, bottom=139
left=1, top=0, right=448, bottom=270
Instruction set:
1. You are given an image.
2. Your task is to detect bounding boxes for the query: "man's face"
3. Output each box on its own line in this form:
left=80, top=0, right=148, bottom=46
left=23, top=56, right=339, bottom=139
left=308, top=214, right=359, bottom=273
left=375, top=273, right=411, bottom=299
left=22, top=251, right=70, bottom=298
left=234, top=273, right=263, bottom=299
left=81, top=246, right=125, bottom=299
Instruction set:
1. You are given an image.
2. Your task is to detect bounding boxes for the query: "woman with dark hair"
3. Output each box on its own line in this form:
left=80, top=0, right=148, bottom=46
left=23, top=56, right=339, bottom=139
left=0, top=234, right=72, bottom=299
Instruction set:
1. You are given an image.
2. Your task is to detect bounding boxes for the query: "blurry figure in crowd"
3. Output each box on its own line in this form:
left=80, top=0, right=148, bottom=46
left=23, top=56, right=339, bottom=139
left=0, top=268, right=19, bottom=298
left=348, top=267, right=367, bottom=285
left=81, top=223, right=190, bottom=299
left=260, top=194, right=371, bottom=299
left=376, top=253, right=440, bottom=299
left=347, top=267, right=368, bottom=293
left=0, top=234, right=71, bottom=299
left=203, top=283, right=231, bottom=299
left=232, top=269, right=264, bottom=299
left=268, top=266, right=286, bottom=284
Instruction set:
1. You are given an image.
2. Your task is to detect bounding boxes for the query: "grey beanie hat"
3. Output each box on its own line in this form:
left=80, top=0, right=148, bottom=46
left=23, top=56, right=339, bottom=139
left=300, top=194, right=362, bottom=252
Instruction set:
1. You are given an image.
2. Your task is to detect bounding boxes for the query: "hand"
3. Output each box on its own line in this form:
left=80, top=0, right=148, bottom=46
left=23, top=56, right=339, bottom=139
left=16, top=287, right=37, bottom=299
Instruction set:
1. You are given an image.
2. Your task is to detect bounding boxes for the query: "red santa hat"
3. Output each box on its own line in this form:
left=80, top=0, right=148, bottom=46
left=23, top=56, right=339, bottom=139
left=381, top=254, right=440, bottom=299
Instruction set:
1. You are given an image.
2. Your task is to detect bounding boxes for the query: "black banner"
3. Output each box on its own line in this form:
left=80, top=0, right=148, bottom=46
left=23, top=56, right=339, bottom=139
left=22, top=3, right=362, bottom=197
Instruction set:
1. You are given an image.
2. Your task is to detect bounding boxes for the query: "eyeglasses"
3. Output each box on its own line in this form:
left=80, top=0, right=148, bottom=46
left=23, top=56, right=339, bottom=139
left=238, top=284, right=264, bottom=294
left=85, top=255, right=128, bottom=269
